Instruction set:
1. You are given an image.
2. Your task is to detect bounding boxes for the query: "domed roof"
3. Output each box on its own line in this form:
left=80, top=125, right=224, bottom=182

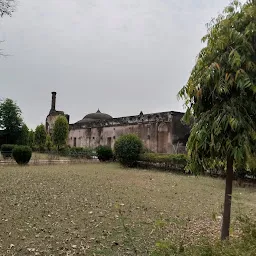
left=76, top=109, right=112, bottom=124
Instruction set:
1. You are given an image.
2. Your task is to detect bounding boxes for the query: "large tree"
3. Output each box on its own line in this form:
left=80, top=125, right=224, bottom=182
left=34, top=124, right=47, bottom=151
left=0, top=98, right=23, bottom=144
left=18, top=124, right=29, bottom=145
left=52, top=115, right=69, bottom=150
left=28, top=129, right=34, bottom=148
left=179, top=0, right=256, bottom=240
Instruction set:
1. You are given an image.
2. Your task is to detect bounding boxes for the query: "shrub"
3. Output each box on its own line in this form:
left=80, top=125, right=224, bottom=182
left=69, top=147, right=94, bottom=159
left=96, top=145, right=113, bottom=161
left=57, top=146, right=70, bottom=156
left=1, top=144, right=16, bottom=159
left=45, top=135, right=53, bottom=151
left=139, top=153, right=188, bottom=172
left=114, top=134, right=143, bottom=167
left=151, top=215, right=256, bottom=256
left=12, top=145, right=32, bottom=165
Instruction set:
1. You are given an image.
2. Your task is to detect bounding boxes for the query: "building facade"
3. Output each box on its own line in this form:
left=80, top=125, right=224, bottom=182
left=46, top=92, right=190, bottom=154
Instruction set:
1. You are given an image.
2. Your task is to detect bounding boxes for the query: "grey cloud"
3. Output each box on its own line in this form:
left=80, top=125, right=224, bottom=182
left=0, top=0, right=236, bottom=128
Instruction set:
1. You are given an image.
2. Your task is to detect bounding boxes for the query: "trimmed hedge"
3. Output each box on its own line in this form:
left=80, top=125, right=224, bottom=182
left=12, top=145, right=32, bottom=165
left=1, top=144, right=16, bottom=159
left=69, top=147, right=95, bottom=159
left=96, top=145, right=113, bottom=161
left=139, top=153, right=188, bottom=172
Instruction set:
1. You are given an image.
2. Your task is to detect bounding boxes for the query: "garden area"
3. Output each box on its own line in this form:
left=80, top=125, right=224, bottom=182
left=1, top=0, right=256, bottom=255
left=0, top=163, right=255, bottom=256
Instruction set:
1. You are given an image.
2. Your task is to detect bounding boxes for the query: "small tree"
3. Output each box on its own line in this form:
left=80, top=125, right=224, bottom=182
left=114, top=134, right=143, bottom=167
left=178, top=0, right=256, bottom=240
left=52, top=115, right=69, bottom=151
left=34, top=124, right=47, bottom=151
left=28, top=129, right=34, bottom=148
left=0, top=98, right=23, bottom=144
left=45, top=134, right=53, bottom=151
left=18, top=124, right=29, bottom=145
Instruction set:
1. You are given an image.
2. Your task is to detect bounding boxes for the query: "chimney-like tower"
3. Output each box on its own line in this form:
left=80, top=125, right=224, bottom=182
left=51, top=92, right=57, bottom=111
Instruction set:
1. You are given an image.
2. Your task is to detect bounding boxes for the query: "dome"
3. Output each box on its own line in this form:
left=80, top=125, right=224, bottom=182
left=76, top=109, right=112, bottom=124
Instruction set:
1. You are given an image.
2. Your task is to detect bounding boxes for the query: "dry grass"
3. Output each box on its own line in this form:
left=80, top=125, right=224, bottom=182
left=0, top=163, right=255, bottom=255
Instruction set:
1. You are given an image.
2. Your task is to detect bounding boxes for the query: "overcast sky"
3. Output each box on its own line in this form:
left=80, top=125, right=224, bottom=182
left=0, top=0, right=239, bottom=129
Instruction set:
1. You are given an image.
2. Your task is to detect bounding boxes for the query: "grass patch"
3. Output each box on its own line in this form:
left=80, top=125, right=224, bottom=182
left=0, top=163, right=255, bottom=255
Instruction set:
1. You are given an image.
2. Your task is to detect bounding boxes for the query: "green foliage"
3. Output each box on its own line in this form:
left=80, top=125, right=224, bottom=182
left=18, top=124, right=29, bottom=145
left=140, top=153, right=187, bottom=165
left=28, top=129, right=34, bottom=148
left=45, top=135, right=53, bottom=151
left=96, top=145, right=113, bottom=161
left=151, top=215, right=256, bottom=256
left=114, top=134, right=143, bottom=167
left=52, top=115, right=69, bottom=150
left=235, top=154, right=256, bottom=179
left=139, top=153, right=188, bottom=171
left=69, top=147, right=94, bottom=159
left=178, top=0, right=256, bottom=172
left=0, top=144, right=16, bottom=158
left=34, top=124, right=46, bottom=151
left=12, top=145, right=32, bottom=165
left=0, top=98, right=23, bottom=144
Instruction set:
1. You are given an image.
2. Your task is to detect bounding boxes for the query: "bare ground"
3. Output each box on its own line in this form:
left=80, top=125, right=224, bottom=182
left=0, top=163, right=255, bottom=255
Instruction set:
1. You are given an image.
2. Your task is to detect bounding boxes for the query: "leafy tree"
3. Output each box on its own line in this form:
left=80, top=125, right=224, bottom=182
left=18, top=124, right=29, bottom=145
left=52, top=115, right=69, bottom=150
left=28, top=129, right=34, bottom=148
left=45, top=134, right=53, bottom=151
left=0, top=98, right=23, bottom=144
left=34, top=124, right=46, bottom=151
left=179, top=0, right=256, bottom=240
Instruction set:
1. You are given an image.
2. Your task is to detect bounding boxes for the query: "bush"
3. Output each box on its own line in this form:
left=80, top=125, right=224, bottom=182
left=12, top=145, right=32, bottom=165
left=58, top=146, right=70, bottom=156
left=69, top=147, right=94, bottom=159
left=96, top=145, right=113, bottom=161
left=1, top=144, right=16, bottom=159
left=151, top=215, right=256, bottom=256
left=139, top=153, right=188, bottom=172
left=114, top=134, right=143, bottom=167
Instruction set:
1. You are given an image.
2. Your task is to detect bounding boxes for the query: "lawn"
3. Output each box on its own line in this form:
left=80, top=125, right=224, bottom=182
left=0, top=163, right=255, bottom=255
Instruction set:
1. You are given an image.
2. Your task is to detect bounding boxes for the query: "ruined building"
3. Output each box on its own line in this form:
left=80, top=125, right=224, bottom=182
left=46, top=92, right=190, bottom=154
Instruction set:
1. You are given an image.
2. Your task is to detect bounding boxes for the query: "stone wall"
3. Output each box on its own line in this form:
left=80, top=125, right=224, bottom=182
left=68, top=111, right=190, bottom=154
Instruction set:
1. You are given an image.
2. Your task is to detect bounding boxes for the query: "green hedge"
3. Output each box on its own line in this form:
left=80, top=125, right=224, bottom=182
left=139, top=153, right=188, bottom=172
left=96, top=145, right=113, bottom=161
left=1, top=144, right=16, bottom=159
left=69, top=147, right=95, bottom=159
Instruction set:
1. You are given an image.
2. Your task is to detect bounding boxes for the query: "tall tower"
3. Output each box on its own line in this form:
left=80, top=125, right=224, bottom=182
left=45, top=92, right=70, bottom=134
left=51, top=91, right=57, bottom=112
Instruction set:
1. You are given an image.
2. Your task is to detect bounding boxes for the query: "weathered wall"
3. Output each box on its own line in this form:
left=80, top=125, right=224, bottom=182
left=69, top=122, right=176, bottom=153
left=68, top=111, right=189, bottom=154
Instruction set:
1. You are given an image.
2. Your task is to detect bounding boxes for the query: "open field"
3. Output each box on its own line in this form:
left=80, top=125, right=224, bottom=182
left=0, top=163, right=255, bottom=255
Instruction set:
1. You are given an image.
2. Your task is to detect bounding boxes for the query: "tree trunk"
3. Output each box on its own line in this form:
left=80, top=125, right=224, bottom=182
left=221, top=155, right=234, bottom=240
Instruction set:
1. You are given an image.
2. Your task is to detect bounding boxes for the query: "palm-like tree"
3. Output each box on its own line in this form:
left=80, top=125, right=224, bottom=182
left=179, top=0, right=256, bottom=240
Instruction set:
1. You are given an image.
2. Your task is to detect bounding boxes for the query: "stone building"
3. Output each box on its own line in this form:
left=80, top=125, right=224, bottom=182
left=46, top=92, right=190, bottom=154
